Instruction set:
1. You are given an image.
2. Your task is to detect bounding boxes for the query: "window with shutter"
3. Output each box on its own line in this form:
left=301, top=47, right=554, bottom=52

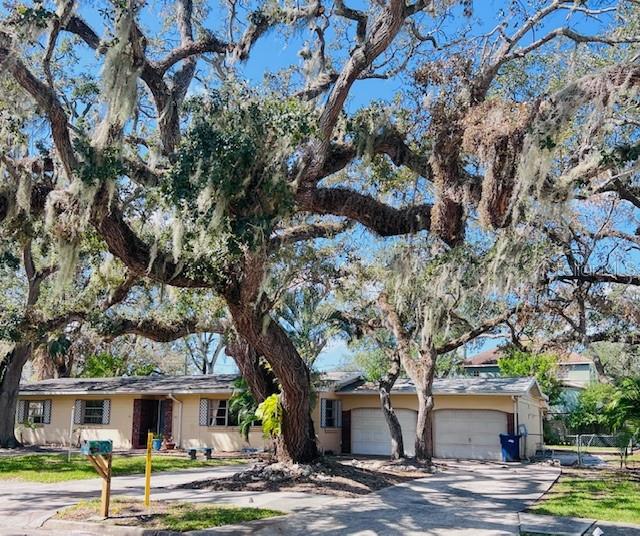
left=76, top=400, right=110, bottom=424
left=21, top=400, right=46, bottom=424
left=321, top=399, right=341, bottom=428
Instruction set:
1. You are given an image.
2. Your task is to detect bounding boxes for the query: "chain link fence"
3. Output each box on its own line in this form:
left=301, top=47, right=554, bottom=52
left=567, top=433, right=638, bottom=468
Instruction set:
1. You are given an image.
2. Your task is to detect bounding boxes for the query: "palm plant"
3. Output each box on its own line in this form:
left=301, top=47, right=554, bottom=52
left=228, top=377, right=258, bottom=441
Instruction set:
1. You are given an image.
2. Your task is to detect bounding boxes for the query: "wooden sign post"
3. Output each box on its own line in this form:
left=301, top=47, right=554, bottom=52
left=144, top=431, right=153, bottom=507
left=81, top=440, right=113, bottom=518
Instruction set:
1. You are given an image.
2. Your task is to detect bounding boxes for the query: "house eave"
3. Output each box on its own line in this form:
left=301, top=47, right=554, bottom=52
left=18, top=389, right=234, bottom=397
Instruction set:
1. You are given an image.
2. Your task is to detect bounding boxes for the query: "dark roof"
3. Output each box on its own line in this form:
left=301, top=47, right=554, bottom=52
left=19, top=373, right=545, bottom=400
left=19, top=374, right=241, bottom=395
left=337, top=376, right=545, bottom=398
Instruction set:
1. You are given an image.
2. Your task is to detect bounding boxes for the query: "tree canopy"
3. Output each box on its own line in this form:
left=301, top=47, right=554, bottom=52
left=1, top=0, right=640, bottom=460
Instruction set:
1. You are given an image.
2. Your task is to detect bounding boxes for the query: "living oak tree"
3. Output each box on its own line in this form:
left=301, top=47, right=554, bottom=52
left=334, top=264, right=409, bottom=459
left=2, top=0, right=640, bottom=460
left=506, top=197, right=640, bottom=380
left=0, top=219, right=224, bottom=446
left=351, top=330, right=407, bottom=459
left=374, top=244, right=524, bottom=462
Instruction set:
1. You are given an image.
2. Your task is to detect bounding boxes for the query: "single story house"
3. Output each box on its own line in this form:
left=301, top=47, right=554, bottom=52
left=16, top=373, right=547, bottom=460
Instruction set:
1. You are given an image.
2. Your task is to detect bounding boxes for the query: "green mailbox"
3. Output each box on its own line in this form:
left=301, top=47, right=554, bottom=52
left=80, top=440, right=113, bottom=455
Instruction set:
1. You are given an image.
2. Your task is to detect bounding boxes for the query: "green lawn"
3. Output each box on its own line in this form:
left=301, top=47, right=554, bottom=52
left=529, top=472, right=640, bottom=525
left=57, top=497, right=283, bottom=531
left=0, top=454, right=247, bottom=483
left=546, top=444, right=625, bottom=454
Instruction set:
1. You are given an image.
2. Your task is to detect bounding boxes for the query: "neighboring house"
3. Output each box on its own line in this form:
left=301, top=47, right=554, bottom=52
left=463, top=347, right=598, bottom=414
left=16, top=373, right=547, bottom=460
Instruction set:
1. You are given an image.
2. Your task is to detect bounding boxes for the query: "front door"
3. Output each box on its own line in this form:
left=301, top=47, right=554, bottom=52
left=132, top=399, right=160, bottom=449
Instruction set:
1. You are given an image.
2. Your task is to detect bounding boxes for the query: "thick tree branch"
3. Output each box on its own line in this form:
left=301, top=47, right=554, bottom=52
left=435, top=308, right=517, bottom=355
left=99, top=316, right=223, bottom=342
left=296, top=187, right=431, bottom=237
left=91, top=189, right=212, bottom=289
left=0, top=33, right=78, bottom=178
left=319, top=0, right=408, bottom=141
left=269, top=220, right=351, bottom=249
left=554, top=273, right=640, bottom=286
left=156, top=34, right=228, bottom=74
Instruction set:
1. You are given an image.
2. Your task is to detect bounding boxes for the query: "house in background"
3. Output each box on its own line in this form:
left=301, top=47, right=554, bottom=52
left=463, top=347, right=598, bottom=413
left=16, top=372, right=547, bottom=460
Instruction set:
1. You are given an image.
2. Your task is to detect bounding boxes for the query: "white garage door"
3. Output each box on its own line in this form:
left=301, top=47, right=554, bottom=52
left=351, top=408, right=417, bottom=456
left=434, top=409, right=507, bottom=460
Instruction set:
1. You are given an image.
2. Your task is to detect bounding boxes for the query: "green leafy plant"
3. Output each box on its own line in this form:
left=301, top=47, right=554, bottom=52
left=254, top=394, right=282, bottom=439
left=228, top=377, right=258, bottom=441
left=498, top=349, right=562, bottom=404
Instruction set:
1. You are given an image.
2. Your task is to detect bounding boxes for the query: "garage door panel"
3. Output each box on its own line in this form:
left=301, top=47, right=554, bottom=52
left=351, top=408, right=417, bottom=457
left=434, top=409, right=507, bottom=461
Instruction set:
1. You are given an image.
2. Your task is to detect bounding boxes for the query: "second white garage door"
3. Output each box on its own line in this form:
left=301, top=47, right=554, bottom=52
left=351, top=408, right=418, bottom=456
left=434, top=409, right=507, bottom=460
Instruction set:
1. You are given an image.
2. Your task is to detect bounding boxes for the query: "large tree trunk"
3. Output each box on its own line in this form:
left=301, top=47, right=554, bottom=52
left=413, top=358, right=436, bottom=463
left=227, top=303, right=318, bottom=463
left=31, top=345, right=54, bottom=381
left=0, top=344, right=32, bottom=448
left=226, top=338, right=276, bottom=402
left=378, top=351, right=404, bottom=459
left=378, top=295, right=437, bottom=463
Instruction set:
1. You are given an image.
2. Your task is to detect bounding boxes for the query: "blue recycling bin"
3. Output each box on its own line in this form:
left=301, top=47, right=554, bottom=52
left=499, top=434, right=521, bottom=462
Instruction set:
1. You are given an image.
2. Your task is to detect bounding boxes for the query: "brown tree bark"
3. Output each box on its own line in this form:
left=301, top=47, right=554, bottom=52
left=226, top=338, right=276, bottom=402
left=379, top=295, right=437, bottom=463
left=412, top=350, right=437, bottom=462
left=378, top=350, right=404, bottom=460
left=0, top=344, right=33, bottom=447
left=227, top=302, right=318, bottom=462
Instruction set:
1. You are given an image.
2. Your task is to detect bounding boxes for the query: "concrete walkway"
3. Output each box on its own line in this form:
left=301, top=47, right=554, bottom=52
left=0, top=465, right=333, bottom=532
left=0, top=461, right=561, bottom=536
left=252, top=461, right=561, bottom=536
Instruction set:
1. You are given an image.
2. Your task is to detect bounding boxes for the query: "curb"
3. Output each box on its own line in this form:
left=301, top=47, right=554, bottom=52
left=43, top=514, right=289, bottom=535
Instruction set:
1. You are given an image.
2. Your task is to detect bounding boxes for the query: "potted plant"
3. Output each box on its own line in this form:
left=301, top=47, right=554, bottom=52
left=152, top=433, right=163, bottom=451
left=164, top=436, right=176, bottom=450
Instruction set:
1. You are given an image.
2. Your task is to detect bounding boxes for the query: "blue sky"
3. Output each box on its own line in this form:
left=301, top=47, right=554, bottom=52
left=2, top=0, right=625, bottom=373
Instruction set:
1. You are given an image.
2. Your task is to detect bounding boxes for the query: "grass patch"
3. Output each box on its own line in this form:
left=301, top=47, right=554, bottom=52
left=0, top=454, right=247, bottom=483
left=529, top=470, right=640, bottom=525
left=546, top=444, right=625, bottom=454
left=56, top=497, right=283, bottom=531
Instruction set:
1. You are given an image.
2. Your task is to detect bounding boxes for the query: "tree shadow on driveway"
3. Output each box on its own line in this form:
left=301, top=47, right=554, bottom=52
left=252, top=462, right=560, bottom=535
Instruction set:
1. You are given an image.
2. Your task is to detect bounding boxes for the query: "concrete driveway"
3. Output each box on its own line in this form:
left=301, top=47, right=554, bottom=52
left=255, top=461, right=561, bottom=536
left=0, top=461, right=560, bottom=536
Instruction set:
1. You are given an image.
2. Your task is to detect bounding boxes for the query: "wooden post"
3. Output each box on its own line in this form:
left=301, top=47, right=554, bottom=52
left=82, top=440, right=114, bottom=519
left=101, top=454, right=112, bottom=518
left=144, top=431, right=153, bottom=507
left=86, top=453, right=112, bottom=518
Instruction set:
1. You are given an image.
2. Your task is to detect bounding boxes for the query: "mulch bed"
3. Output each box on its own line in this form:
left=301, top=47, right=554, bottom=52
left=178, top=457, right=433, bottom=497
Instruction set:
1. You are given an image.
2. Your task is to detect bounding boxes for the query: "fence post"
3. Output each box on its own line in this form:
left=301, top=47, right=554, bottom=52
left=576, top=434, right=581, bottom=466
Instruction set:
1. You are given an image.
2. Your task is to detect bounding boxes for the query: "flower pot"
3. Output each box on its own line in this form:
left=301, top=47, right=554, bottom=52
left=152, top=438, right=163, bottom=450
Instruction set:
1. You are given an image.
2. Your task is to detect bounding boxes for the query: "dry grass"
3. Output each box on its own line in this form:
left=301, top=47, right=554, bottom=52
left=56, top=497, right=283, bottom=531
